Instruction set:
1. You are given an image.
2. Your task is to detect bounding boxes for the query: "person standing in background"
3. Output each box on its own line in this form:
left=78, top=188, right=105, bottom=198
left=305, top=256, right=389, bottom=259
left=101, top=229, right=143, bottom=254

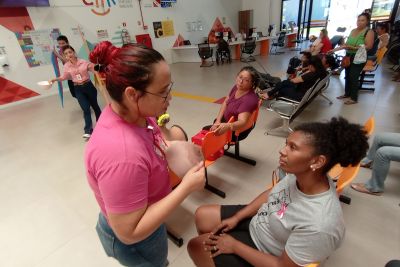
left=330, top=13, right=374, bottom=105
left=50, top=45, right=102, bottom=139
left=53, top=35, right=76, bottom=98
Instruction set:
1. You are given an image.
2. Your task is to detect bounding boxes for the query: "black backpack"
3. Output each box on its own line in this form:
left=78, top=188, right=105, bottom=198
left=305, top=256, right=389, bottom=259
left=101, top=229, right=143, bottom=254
left=287, top=56, right=302, bottom=74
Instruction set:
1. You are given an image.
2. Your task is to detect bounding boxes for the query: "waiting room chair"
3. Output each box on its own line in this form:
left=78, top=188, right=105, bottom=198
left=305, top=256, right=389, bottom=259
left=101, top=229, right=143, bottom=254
left=198, top=43, right=214, bottom=67
left=265, top=75, right=330, bottom=137
left=359, top=47, right=388, bottom=91
left=240, top=38, right=256, bottom=62
left=330, top=35, right=344, bottom=49
left=328, top=116, right=374, bottom=204
left=270, top=32, right=286, bottom=55
left=224, top=100, right=262, bottom=166
left=216, top=45, right=231, bottom=65
left=329, top=116, right=375, bottom=181
left=200, top=118, right=234, bottom=198
left=364, top=116, right=375, bottom=135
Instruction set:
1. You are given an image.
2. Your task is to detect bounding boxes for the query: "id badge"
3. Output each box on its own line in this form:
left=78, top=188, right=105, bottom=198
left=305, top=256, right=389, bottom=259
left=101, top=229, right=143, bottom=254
left=76, top=74, right=82, bottom=81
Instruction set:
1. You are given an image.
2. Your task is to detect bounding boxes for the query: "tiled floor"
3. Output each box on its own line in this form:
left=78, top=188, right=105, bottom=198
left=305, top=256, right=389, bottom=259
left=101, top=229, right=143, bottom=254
left=1, top=50, right=399, bottom=267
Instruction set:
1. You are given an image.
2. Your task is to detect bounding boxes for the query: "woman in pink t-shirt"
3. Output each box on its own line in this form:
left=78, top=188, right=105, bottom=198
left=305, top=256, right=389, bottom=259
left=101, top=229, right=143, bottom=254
left=49, top=45, right=101, bottom=139
left=205, top=66, right=260, bottom=141
left=85, top=41, right=205, bottom=266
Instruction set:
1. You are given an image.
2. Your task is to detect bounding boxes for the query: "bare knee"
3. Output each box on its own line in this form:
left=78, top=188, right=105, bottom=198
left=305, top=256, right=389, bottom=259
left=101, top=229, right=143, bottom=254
left=188, top=235, right=215, bottom=267
left=195, top=205, right=221, bottom=234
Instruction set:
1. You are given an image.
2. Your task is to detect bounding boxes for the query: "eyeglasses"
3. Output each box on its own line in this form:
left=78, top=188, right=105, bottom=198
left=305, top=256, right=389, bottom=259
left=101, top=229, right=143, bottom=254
left=143, top=82, right=173, bottom=102
left=236, top=76, right=251, bottom=83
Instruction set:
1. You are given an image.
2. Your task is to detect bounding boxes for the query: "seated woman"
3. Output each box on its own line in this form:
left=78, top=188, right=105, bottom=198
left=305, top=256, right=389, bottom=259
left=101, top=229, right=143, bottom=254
left=205, top=66, right=260, bottom=141
left=188, top=117, right=369, bottom=267
left=263, top=56, right=327, bottom=102
left=306, top=29, right=332, bottom=55
left=287, top=52, right=311, bottom=79
left=322, top=54, right=340, bottom=70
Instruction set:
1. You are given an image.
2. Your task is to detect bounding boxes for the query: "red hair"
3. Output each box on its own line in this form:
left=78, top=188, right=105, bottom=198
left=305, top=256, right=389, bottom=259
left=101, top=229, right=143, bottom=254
left=90, top=41, right=164, bottom=102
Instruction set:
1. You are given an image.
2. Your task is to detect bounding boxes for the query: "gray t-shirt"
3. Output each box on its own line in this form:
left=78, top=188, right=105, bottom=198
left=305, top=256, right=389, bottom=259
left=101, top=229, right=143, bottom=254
left=249, top=174, right=345, bottom=266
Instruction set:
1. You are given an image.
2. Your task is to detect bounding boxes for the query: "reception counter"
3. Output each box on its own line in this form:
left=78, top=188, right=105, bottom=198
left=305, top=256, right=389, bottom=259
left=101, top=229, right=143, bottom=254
left=171, top=37, right=272, bottom=63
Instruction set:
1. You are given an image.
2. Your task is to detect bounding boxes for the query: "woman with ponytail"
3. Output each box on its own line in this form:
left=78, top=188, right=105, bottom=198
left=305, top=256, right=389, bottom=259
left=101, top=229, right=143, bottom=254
left=85, top=41, right=205, bottom=266
left=49, top=45, right=102, bottom=139
left=188, top=117, right=368, bottom=267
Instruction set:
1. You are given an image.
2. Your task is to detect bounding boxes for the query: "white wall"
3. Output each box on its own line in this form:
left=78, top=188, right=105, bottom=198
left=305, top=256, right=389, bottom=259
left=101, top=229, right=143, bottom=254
left=241, top=0, right=281, bottom=35
left=0, top=0, right=241, bottom=98
left=269, top=0, right=282, bottom=29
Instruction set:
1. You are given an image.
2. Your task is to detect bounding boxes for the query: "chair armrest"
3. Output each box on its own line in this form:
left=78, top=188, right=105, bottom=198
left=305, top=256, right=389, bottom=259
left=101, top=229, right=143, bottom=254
left=276, top=96, right=300, bottom=104
left=269, top=100, right=298, bottom=117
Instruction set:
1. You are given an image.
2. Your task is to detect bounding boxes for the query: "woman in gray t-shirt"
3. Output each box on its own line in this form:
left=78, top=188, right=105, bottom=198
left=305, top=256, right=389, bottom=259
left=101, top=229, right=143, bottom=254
left=188, top=117, right=368, bottom=267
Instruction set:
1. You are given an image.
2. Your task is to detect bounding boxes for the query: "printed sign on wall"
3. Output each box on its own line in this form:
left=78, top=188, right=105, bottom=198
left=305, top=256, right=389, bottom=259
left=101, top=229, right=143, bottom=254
left=153, top=20, right=175, bottom=38
left=82, top=0, right=133, bottom=16
left=97, top=29, right=109, bottom=41
left=15, top=28, right=60, bottom=68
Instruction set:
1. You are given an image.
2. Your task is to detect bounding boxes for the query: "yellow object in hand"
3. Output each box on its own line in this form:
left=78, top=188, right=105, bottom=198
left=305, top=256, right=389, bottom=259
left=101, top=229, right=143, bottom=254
left=157, top=114, right=170, bottom=126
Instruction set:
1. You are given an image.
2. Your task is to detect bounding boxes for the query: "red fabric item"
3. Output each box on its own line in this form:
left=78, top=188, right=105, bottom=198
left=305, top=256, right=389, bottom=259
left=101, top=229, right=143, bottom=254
left=320, top=37, right=333, bottom=54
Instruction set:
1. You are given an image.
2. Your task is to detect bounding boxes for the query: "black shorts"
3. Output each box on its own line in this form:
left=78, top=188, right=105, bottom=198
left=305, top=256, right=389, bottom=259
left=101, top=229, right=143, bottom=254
left=213, top=205, right=257, bottom=267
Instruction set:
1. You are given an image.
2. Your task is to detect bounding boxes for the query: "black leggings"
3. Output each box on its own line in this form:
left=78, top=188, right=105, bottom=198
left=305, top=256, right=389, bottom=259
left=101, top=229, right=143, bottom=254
left=268, top=80, right=303, bottom=102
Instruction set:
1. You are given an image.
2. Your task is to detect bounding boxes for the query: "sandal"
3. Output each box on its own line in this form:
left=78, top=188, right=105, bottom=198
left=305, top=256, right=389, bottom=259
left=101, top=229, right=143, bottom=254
left=344, top=99, right=357, bottom=105
left=360, top=161, right=372, bottom=168
left=351, top=183, right=382, bottom=196
left=336, top=95, right=349, bottom=99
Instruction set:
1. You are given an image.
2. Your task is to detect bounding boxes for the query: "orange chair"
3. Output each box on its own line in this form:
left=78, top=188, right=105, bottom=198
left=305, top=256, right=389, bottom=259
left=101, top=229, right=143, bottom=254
left=364, top=116, right=375, bottom=136
left=359, top=47, right=387, bottom=91
left=336, top=164, right=361, bottom=196
left=224, top=100, right=262, bottom=166
left=328, top=116, right=375, bottom=181
left=201, top=118, right=233, bottom=198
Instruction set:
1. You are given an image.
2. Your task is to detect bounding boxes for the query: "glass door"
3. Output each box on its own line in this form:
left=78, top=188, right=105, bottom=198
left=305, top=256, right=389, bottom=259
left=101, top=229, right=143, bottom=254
left=281, top=0, right=331, bottom=40
left=326, top=0, right=373, bottom=38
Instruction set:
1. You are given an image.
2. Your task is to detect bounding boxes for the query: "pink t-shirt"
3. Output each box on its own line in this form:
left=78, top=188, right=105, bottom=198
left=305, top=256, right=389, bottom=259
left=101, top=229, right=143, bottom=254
left=60, top=58, right=94, bottom=83
left=85, top=105, right=171, bottom=218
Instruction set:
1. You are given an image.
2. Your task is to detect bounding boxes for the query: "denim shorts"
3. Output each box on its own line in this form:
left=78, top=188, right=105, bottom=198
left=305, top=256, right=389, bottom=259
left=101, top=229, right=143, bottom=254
left=96, top=213, right=168, bottom=267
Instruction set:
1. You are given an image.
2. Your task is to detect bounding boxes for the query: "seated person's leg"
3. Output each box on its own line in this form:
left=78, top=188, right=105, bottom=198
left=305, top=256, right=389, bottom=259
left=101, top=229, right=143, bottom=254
left=365, top=146, right=400, bottom=192
left=189, top=205, right=255, bottom=267
left=267, top=80, right=296, bottom=99
left=195, top=205, right=223, bottom=234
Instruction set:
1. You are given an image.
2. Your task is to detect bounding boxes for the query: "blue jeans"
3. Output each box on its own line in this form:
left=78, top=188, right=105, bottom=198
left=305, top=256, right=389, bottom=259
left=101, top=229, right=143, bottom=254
left=96, top=213, right=168, bottom=267
left=364, top=133, right=400, bottom=192
left=74, top=81, right=102, bottom=134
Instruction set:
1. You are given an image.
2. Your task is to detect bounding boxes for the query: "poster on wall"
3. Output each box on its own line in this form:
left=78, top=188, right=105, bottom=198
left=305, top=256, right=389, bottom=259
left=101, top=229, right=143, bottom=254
left=153, top=20, right=175, bottom=38
left=118, top=0, right=134, bottom=8
left=162, top=20, right=175, bottom=36
left=153, top=22, right=163, bottom=38
left=15, top=28, right=60, bottom=68
left=97, top=29, right=109, bottom=41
